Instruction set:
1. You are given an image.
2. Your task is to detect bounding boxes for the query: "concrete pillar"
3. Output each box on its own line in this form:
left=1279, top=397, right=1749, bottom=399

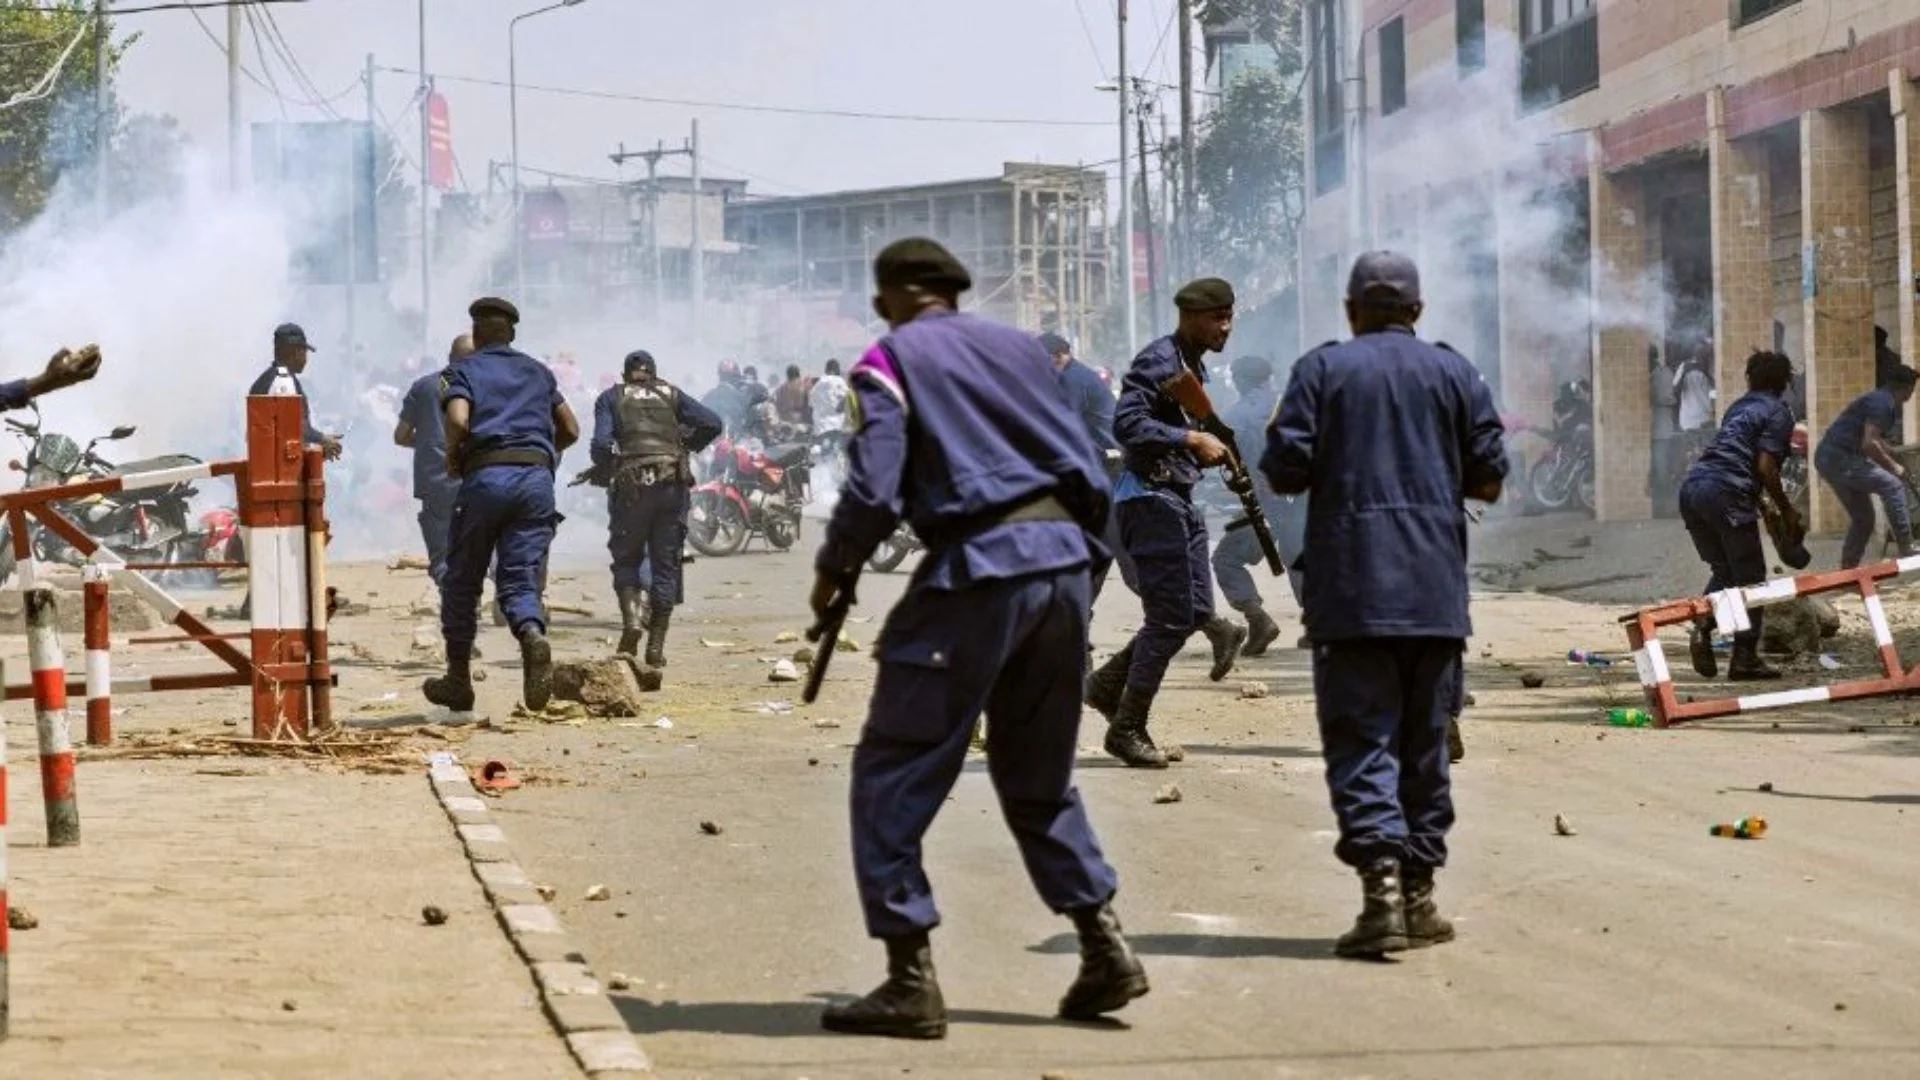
left=1708, top=87, right=1775, bottom=403
left=1893, top=69, right=1920, bottom=438
left=1801, top=106, right=1875, bottom=535
left=1590, top=135, right=1654, bottom=521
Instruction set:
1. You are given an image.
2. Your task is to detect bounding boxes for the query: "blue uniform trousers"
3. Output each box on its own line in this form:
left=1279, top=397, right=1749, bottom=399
left=1313, top=637, right=1462, bottom=870
left=1117, top=489, right=1213, bottom=694
left=441, top=465, right=560, bottom=654
left=1089, top=508, right=1139, bottom=601
left=851, top=567, right=1118, bottom=938
left=607, top=482, right=683, bottom=608
left=1677, top=478, right=1768, bottom=644
left=418, top=488, right=458, bottom=587
left=1815, top=447, right=1912, bottom=568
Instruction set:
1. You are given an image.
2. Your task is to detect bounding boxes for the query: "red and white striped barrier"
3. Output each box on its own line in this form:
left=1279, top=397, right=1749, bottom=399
left=1621, top=558, right=1920, bottom=726
left=25, top=588, right=77, bottom=847
left=82, top=564, right=109, bottom=746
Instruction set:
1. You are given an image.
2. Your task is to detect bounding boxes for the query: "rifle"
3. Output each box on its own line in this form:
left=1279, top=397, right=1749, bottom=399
left=802, top=588, right=854, bottom=705
left=1161, top=370, right=1286, bottom=577
left=569, top=461, right=611, bottom=488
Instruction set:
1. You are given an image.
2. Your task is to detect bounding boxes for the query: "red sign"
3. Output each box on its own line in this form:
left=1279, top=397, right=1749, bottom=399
left=1132, top=231, right=1165, bottom=297
left=427, top=92, right=455, bottom=193
left=523, top=189, right=569, bottom=244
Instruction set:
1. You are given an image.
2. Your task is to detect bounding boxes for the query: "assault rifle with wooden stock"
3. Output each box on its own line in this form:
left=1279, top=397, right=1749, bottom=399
left=1160, top=369, right=1286, bottom=577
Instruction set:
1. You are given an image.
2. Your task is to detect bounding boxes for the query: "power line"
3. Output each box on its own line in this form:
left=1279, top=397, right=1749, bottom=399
left=374, top=67, right=1109, bottom=128
left=1070, top=0, right=1110, bottom=79
left=185, top=7, right=357, bottom=110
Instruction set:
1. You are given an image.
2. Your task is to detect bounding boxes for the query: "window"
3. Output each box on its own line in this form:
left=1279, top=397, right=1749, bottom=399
left=1735, top=0, right=1800, bottom=25
left=1380, top=18, right=1407, bottom=115
left=1310, top=0, right=1344, bottom=193
left=1457, top=0, right=1486, bottom=72
left=1520, top=0, right=1598, bottom=112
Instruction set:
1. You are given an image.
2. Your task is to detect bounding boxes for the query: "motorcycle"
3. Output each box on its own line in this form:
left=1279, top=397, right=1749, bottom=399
left=0, top=403, right=203, bottom=581
left=1781, top=421, right=1810, bottom=515
left=867, top=522, right=922, bottom=573
left=688, top=436, right=812, bottom=556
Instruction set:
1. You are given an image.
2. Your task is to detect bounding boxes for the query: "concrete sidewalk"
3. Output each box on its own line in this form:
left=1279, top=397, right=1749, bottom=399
left=0, top=722, right=579, bottom=1080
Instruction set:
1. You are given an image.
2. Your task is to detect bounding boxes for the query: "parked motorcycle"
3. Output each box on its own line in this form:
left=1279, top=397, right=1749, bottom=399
left=0, top=403, right=203, bottom=581
left=688, top=436, right=812, bottom=556
left=1780, top=421, right=1810, bottom=515
left=866, top=522, right=922, bottom=573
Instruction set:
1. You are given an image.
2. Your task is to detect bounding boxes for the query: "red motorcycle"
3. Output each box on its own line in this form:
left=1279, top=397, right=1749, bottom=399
left=689, top=437, right=813, bottom=556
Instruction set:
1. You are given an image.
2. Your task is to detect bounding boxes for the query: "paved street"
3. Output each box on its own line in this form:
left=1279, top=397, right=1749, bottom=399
left=453, top=542, right=1920, bottom=1080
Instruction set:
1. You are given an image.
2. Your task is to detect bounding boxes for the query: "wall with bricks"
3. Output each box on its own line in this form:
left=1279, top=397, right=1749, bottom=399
left=1803, top=105, right=1878, bottom=535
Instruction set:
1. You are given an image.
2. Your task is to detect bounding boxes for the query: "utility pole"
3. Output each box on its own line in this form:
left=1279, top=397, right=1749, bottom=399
left=227, top=2, right=242, bottom=188
left=94, top=0, right=107, bottom=218
left=419, top=1, right=432, bottom=348
left=1159, top=104, right=1174, bottom=299
left=1136, top=85, right=1159, bottom=318
left=1118, top=0, right=1137, bottom=356
left=1177, top=0, right=1196, bottom=279
left=610, top=139, right=691, bottom=323
left=690, top=118, right=703, bottom=342
left=1344, top=0, right=1370, bottom=254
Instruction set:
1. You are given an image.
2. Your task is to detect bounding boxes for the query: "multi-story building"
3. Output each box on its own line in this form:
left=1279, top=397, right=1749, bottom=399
left=1299, top=0, right=1920, bottom=531
left=725, top=163, right=1111, bottom=354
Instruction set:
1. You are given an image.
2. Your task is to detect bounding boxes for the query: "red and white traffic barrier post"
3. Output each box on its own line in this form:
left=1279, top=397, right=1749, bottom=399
left=244, top=394, right=312, bottom=741
left=83, top=564, right=110, bottom=746
left=302, top=445, right=332, bottom=732
left=25, top=588, right=77, bottom=847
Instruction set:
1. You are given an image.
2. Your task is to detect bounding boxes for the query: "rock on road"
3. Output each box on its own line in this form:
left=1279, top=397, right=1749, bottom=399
left=459, top=546, right=1920, bottom=1080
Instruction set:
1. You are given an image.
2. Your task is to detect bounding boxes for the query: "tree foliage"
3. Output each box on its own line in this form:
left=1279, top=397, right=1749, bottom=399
left=0, top=1, right=134, bottom=230
left=1189, top=0, right=1306, bottom=296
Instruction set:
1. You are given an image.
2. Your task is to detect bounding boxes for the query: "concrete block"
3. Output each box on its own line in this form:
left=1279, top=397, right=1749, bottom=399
left=449, top=807, right=494, bottom=827
left=465, top=839, right=515, bottom=864
left=442, top=795, right=489, bottom=814
left=545, top=989, right=626, bottom=1033
left=532, top=961, right=603, bottom=998
left=486, top=882, right=546, bottom=909
left=458, top=822, right=508, bottom=845
left=510, top=929, right=589, bottom=966
left=502, top=904, right=561, bottom=935
left=474, top=861, right=531, bottom=888
left=568, top=1031, right=651, bottom=1075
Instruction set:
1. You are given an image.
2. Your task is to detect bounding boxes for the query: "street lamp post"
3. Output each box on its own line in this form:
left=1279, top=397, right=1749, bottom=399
left=510, top=0, right=589, bottom=303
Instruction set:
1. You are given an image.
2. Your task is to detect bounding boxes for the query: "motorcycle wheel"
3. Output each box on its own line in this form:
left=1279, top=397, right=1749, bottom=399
left=765, top=509, right=801, bottom=551
left=867, top=532, right=913, bottom=574
left=688, top=491, right=750, bottom=557
left=1576, top=460, right=1596, bottom=515
left=0, top=524, right=15, bottom=584
left=1528, top=458, right=1573, bottom=511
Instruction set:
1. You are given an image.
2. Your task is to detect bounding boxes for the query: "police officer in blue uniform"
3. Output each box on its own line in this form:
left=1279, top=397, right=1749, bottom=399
left=395, top=333, right=475, bottom=587
left=1043, top=332, right=1138, bottom=600
left=1815, top=364, right=1918, bottom=569
left=1086, top=279, right=1248, bottom=769
left=812, top=238, right=1145, bottom=1039
left=424, top=298, right=580, bottom=714
left=1677, top=349, right=1800, bottom=682
left=590, top=349, right=722, bottom=667
left=1211, top=354, right=1297, bottom=655
left=1263, top=252, right=1508, bottom=959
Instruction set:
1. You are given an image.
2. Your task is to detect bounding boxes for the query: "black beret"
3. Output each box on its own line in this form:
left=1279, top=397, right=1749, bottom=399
left=624, top=349, right=656, bottom=373
left=1174, top=277, right=1235, bottom=312
left=873, top=237, right=973, bottom=293
left=469, top=296, right=520, bottom=325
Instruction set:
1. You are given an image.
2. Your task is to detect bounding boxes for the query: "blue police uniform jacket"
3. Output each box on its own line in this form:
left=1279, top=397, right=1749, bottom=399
left=402, top=366, right=459, bottom=499
left=442, top=345, right=562, bottom=470
left=817, top=310, right=1111, bottom=589
left=0, top=379, right=28, bottom=412
left=1817, top=387, right=1895, bottom=462
left=1059, top=359, right=1119, bottom=456
left=1114, top=334, right=1209, bottom=490
left=1262, top=327, right=1508, bottom=641
left=1223, top=382, right=1286, bottom=519
left=589, top=381, right=725, bottom=469
left=1685, top=389, right=1793, bottom=520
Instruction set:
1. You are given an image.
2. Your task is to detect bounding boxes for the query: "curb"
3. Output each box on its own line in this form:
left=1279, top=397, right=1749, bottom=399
left=427, top=752, right=653, bottom=1078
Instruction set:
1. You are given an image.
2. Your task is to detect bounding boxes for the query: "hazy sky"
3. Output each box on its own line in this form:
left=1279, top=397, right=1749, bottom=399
left=116, top=0, right=1201, bottom=198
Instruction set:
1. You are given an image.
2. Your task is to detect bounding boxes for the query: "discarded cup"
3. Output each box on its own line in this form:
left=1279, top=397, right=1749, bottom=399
left=1607, top=707, right=1653, bottom=728
left=1709, top=815, right=1768, bottom=839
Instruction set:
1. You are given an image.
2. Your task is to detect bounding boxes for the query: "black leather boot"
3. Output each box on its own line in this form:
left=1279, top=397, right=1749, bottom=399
left=1688, top=621, right=1717, bottom=679
left=518, top=624, right=554, bottom=710
left=644, top=608, right=672, bottom=669
left=423, top=651, right=475, bottom=712
left=1200, top=615, right=1247, bottom=681
left=1104, top=688, right=1169, bottom=769
left=820, top=932, right=947, bottom=1039
left=1058, top=903, right=1150, bottom=1020
left=1727, top=635, right=1780, bottom=681
left=1335, top=858, right=1409, bottom=959
left=1402, top=865, right=1455, bottom=949
left=1446, top=717, right=1465, bottom=764
left=1237, top=602, right=1282, bottom=657
left=1083, top=642, right=1134, bottom=720
left=616, top=587, right=644, bottom=656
